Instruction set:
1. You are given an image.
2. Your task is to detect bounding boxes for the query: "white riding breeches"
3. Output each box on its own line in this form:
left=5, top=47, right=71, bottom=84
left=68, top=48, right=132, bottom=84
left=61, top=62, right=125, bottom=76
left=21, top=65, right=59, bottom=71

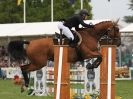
left=57, top=22, right=74, bottom=40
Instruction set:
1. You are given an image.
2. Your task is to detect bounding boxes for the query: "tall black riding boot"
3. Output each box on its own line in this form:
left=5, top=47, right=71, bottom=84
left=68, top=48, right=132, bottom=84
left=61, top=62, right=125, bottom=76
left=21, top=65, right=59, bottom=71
left=69, top=38, right=77, bottom=47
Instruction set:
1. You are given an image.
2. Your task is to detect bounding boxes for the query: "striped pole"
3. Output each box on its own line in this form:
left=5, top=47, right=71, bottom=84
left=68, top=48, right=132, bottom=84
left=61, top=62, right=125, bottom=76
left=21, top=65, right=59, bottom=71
left=100, top=45, right=116, bottom=99
left=54, top=45, right=70, bottom=99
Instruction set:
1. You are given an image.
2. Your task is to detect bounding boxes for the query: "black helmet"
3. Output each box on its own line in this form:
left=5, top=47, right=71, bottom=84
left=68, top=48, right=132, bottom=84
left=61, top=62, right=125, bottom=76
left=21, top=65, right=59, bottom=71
left=79, top=9, right=89, bottom=16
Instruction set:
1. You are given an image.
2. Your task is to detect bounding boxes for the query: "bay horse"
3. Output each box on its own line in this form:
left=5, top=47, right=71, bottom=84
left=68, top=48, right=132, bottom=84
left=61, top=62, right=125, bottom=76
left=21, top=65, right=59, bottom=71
left=8, top=21, right=121, bottom=92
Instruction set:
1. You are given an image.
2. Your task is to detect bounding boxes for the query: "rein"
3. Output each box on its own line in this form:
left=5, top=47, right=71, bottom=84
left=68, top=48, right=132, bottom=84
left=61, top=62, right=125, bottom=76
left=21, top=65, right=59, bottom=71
left=99, top=24, right=119, bottom=45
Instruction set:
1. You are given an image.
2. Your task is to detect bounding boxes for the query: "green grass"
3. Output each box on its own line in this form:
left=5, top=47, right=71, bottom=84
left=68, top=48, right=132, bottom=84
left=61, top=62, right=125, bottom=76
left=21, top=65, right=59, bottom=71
left=116, top=80, right=133, bottom=99
left=0, top=79, right=53, bottom=99
left=0, top=79, right=133, bottom=99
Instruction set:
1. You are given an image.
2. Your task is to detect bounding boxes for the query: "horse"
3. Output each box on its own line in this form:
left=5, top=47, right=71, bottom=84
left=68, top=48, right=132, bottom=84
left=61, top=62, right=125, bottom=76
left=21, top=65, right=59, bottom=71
left=8, top=20, right=121, bottom=92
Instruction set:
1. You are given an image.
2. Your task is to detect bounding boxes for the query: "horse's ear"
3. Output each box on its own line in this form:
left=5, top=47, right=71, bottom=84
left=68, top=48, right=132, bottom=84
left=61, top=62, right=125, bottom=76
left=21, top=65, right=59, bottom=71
left=113, top=18, right=120, bottom=25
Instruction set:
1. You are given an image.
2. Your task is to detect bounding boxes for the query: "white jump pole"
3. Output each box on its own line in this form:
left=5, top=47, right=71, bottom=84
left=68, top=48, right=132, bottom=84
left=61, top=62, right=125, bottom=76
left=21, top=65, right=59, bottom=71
left=100, top=45, right=116, bottom=99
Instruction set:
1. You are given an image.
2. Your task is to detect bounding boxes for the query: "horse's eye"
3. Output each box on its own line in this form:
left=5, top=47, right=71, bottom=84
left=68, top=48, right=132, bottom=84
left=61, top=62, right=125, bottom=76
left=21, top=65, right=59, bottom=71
left=115, top=28, right=119, bottom=32
left=107, top=28, right=111, bottom=32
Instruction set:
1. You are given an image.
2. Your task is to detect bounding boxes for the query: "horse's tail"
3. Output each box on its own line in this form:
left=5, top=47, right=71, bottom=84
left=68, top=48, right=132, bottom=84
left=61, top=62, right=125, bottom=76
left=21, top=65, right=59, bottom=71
left=8, top=40, right=30, bottom=60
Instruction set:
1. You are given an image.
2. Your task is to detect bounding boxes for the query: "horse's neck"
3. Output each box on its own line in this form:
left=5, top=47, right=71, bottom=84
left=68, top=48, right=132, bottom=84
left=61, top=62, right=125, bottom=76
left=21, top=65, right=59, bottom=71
left=96, top=22, right=112, bottom=33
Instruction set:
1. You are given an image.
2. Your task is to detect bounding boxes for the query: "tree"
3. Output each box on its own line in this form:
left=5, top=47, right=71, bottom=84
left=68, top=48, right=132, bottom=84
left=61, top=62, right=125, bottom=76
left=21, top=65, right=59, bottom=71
left=0, top=0, right=92, bottom=23
left=123, top=0, right=133, bottom=23
left=0, top=0, right=23, bottom=23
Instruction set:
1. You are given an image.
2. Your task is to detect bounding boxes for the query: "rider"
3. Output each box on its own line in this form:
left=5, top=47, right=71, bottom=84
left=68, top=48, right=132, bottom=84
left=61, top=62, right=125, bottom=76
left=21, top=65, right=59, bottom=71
left=58, top=9, right=94, bottom=47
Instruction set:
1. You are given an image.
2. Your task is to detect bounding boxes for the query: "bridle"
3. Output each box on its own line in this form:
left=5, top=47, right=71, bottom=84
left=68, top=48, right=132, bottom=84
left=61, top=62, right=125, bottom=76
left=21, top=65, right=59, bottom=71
left=99, top=24, right=120, bottom=45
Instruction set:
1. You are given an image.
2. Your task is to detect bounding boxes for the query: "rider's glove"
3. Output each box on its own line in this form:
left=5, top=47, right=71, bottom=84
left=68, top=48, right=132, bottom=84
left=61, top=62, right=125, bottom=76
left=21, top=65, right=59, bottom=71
left=89, top=22, right=95, bottom=28
left=89, top=24, right=95, bottom=28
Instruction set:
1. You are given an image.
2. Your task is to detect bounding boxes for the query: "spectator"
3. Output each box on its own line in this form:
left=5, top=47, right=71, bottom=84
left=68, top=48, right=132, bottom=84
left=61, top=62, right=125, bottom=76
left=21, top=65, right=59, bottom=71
left=2, top=70, right=6, bottom=80
left=1, top=46, right=6, bottom=56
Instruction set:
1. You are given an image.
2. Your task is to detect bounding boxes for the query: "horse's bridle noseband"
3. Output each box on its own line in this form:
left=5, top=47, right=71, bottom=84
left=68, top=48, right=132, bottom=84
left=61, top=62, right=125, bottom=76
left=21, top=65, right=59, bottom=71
left=100, top=25, right=120, bottom=44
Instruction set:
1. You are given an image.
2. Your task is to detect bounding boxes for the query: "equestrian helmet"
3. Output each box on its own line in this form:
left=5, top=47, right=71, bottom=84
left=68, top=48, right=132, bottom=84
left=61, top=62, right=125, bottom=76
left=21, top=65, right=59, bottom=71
left=79, top=9, right=89, bottom=16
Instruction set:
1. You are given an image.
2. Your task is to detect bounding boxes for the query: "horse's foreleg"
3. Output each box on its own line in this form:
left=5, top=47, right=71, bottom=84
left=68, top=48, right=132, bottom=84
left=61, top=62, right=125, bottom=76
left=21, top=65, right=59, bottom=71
left=92, top=56, right=102, bottom=68
left=86, top=56, right=102, bottom=69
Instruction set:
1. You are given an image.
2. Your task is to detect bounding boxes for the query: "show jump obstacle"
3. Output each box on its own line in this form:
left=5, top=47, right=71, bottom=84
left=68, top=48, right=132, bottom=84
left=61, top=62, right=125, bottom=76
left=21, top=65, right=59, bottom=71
left=100, top=45, right=116, bottom=99
left=53, top=30, right=116, bottom=99
left=54, top=30, right=70, bottom=99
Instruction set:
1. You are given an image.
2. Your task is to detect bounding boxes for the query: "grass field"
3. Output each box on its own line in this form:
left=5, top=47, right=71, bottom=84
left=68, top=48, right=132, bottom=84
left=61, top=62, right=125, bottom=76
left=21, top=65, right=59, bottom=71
left=0, top=79, right=133, bottom=99
left=0, top=79, right=53, bottom=99
left=116, top=80, right=133, bottom=99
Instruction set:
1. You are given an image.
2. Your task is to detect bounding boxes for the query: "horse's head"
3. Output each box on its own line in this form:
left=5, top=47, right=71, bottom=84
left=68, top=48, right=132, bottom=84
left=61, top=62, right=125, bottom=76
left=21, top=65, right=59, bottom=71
left=95, top=20, right=121, bottom=47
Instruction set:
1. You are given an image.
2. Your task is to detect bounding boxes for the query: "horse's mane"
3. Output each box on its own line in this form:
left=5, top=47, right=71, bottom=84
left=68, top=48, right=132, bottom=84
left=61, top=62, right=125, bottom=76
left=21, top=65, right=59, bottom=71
left=81, top=21, right=113, bottom=34
left=93, top=20, right=119, bottom=32
left=95, top=21, right=113, bottom=26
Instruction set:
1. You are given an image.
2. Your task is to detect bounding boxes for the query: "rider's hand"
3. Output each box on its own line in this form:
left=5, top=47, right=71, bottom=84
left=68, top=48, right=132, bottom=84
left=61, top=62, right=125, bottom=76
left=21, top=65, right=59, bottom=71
left=89, top=24, right=95, bottom=28
left=88, top=22, right=94, bottom=28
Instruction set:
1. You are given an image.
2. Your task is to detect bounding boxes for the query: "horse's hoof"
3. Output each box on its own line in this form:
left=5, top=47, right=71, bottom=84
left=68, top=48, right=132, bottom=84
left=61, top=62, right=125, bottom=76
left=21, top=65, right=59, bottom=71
left=21, top=88, right=24, bottom=93
left=21, top=85, right=27, bottom=93
left=86, top=63, right=94, bottom=69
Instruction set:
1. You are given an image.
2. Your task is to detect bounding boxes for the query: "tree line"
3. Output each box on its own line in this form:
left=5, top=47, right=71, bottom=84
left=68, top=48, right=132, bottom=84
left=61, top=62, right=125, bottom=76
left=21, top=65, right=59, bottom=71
left=0, top=0, right=132, bottom=23
left=0, top=0, right=92, bottom=23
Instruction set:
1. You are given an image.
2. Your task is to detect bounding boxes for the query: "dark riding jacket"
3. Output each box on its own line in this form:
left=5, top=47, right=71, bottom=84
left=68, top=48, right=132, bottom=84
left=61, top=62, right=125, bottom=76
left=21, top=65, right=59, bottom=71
left=63, top=14, right=93, bottom=31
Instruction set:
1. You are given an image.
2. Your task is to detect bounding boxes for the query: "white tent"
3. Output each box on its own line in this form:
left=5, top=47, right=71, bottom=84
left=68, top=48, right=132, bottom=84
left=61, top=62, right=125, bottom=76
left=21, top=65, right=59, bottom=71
left=120, top=23, right=133, bottom=33
left=120, top=23, right=133, bottom=36
left=0, top=19, right=110, bottom=37
left=0, top=22, right=59, bottom=37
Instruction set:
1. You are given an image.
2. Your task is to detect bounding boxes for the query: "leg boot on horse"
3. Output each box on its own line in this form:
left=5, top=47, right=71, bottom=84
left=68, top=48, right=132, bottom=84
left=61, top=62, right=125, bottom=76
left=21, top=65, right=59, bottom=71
left=86, top=56, right=102, bottom=69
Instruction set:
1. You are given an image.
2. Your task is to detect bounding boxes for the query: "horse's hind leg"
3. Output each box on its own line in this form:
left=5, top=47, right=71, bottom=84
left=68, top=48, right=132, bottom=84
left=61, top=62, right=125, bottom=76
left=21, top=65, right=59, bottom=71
left=20, top=64, right=38, bottom=92
left=21, top=70, right=29, bottom=86
left=21, top=69, right=29, bottom=92
left=20, top=64, right=30, bottom=92
left=20, top=63, right=46, bottom=92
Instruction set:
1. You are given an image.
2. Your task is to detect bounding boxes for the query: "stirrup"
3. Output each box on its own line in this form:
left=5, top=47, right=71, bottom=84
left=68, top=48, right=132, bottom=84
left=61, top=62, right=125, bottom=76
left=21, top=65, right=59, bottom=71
left=55, top=32, right=67, bottom=39
left=53, top=38, right=69, bottom=45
